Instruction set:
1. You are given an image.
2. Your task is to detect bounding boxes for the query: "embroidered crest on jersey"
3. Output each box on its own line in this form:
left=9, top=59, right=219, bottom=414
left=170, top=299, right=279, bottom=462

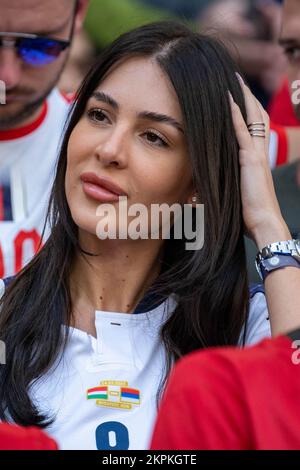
left=87, top=380, right=141, bottom=410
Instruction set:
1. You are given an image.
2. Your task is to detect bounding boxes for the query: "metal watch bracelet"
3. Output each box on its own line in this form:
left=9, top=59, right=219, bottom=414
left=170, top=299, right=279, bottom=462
left=255, top=240, right=300, bottom=281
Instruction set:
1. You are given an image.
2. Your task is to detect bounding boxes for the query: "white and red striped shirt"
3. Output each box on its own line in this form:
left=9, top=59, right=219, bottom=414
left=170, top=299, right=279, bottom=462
left=0, top=89, right=71, bottom=278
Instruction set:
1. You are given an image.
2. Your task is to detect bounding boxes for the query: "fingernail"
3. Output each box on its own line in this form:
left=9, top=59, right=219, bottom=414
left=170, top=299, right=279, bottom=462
left=228, top=91, right=234, bottom=102
left=235, top=72, right=245, bottom=85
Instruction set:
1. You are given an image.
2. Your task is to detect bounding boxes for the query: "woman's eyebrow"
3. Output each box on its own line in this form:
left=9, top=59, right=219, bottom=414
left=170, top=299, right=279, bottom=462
left=91, top=91, right=119, bottom=110
left=91, top=91, right=184, bottom=133
left=138, top=111, right=184, bottom=134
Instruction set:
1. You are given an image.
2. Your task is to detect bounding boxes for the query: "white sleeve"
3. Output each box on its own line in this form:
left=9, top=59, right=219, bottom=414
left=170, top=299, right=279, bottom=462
left=239, top=292, right=271, bottom=346
left=268, top=129, right=278, bottom=169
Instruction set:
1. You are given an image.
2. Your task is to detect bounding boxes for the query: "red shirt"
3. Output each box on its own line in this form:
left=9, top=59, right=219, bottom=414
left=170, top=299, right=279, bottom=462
left=269, top=79, right=300, bottom=127
left=151, top=335, right=300, bottom=450
left=0, top=423, right=58, bottom=450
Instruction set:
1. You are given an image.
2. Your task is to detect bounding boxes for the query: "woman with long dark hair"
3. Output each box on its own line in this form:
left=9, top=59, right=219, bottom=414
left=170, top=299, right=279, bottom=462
left=0, top=22, right=299, bottom=450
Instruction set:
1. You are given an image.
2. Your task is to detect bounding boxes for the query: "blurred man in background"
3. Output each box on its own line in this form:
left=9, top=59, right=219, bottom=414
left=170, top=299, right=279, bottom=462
left=271, top=0, right=300, bottom=125
left=0, top=0, right=89, bottom=278
left=199, top=0, right=286, bottom=106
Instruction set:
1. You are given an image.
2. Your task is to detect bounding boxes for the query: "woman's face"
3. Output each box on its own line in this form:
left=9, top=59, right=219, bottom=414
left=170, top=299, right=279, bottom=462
left=66, top=56, right=194, bottom=240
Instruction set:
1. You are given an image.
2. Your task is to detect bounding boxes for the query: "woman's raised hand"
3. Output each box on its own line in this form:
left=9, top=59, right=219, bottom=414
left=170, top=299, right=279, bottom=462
left=229, top=74, right=290, bottom=249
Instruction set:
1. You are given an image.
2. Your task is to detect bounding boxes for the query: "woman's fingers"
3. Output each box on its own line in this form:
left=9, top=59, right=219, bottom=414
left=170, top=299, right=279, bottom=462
left=228, top=75, right=282, bottom=241
left=235, top=73, right=267, bottom=157
left=228, top=92, right=253, bottom=154
left=255, top=99, right=271, bottom=158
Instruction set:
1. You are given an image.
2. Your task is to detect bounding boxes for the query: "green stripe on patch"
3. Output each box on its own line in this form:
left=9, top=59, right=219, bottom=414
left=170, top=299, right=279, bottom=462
left=87, top=394, right=108, bottom=400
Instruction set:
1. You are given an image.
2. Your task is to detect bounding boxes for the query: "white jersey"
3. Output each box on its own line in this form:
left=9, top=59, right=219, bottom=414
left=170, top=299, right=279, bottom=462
left=269, top=130, right=279, bottom=169
left=0, top=280, right=271, bottom=450
left=0, top=89, right=70, bottom=278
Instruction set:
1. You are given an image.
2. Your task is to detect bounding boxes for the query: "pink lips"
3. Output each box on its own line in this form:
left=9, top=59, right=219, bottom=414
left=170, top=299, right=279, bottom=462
left=80, top=172, right=128, bottom=203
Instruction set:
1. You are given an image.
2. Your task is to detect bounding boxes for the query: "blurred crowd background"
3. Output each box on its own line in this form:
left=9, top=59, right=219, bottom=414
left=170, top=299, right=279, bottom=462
left=60, top=0, right=285, bottom=109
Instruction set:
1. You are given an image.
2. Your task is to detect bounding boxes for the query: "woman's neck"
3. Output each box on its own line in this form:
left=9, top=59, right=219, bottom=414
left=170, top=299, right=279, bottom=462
left=69, top=235, right=164, bottom=335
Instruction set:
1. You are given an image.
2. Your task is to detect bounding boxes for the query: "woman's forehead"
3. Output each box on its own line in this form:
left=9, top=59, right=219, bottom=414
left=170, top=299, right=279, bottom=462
left=93, top=57, right=183, bottom=120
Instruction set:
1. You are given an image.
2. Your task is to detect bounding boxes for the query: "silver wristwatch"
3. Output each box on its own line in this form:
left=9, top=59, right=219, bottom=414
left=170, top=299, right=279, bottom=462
left=255, top=239, right=300, bottom=281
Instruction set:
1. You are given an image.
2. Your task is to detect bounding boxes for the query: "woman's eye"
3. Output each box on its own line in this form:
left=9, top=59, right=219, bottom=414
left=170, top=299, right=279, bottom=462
left=87, top=109, right=110, bottom=123
left=144, top=131, right=168, bottom=148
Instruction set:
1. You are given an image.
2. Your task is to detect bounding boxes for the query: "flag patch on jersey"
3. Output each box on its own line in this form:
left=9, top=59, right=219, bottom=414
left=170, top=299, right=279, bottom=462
left=87, top=386, right=108, bottom=400
left=120, top=388, right=140, bottom=404
left=87, top=381, right=141, bottom=410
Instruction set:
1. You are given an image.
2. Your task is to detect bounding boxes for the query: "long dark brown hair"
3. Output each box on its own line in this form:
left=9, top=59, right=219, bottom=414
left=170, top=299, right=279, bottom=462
left=0, top=21, right=248, bottom=427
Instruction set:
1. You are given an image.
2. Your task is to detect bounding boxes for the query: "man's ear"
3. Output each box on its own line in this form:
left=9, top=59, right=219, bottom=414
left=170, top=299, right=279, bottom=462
left=74, top=0, right=90, bottom=34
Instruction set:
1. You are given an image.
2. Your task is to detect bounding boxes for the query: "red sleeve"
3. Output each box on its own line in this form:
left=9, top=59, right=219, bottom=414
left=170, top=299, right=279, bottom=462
left=270, top=122, right=288, bottom=166
left=269, top=79, right=299, bottom=127
left=0, top=423, right=58, bottom=450
left=150, top=350, right=250, bottom=450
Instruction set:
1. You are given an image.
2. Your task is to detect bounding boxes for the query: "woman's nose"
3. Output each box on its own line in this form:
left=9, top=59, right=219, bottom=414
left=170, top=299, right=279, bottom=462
left=94, top=127, right=129, bottom=168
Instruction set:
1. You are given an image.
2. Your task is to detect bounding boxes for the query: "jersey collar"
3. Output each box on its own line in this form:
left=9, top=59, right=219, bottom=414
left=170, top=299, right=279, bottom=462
left=133, top=288, right=168, bottom=314
left=0, top=101, right=48, bottom=141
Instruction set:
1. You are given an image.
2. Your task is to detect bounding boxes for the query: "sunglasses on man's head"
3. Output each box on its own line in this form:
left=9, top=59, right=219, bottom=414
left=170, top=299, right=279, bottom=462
left=0, top=32, right=70, bottom=67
